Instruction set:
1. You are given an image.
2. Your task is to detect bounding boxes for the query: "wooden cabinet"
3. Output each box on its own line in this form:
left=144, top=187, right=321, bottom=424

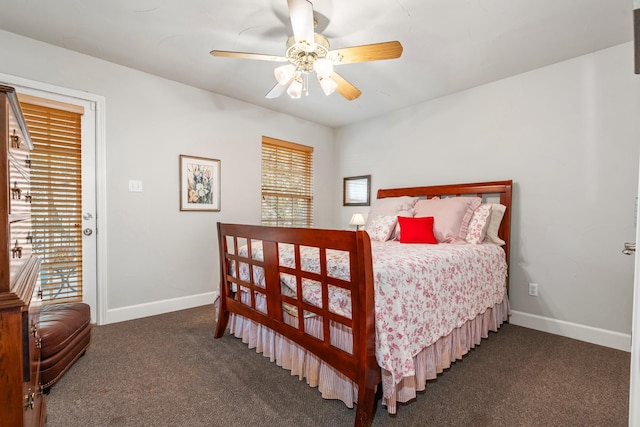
left=0, top=84, right=45, bottom=427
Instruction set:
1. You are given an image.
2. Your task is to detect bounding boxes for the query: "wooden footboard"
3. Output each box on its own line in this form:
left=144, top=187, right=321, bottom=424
left=215, top=223, right=380, bottom=426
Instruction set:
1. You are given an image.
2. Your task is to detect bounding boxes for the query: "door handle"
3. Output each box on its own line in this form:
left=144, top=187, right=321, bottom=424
left=83, top=228, right=93, bottom=236
left=622, top=242, right=636, bottom=255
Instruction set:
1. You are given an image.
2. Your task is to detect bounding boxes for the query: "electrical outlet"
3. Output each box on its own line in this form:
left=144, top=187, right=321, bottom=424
left=128, top=179, right=143, bottom=192
left=528, top=283, right=539, bottom=297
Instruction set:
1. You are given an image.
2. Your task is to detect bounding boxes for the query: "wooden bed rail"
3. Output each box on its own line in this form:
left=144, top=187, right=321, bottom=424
left=215, top=223, right=381, bottom=426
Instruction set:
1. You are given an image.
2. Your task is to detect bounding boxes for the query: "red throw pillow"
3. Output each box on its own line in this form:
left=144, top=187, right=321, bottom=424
left=398, top=216, right=438, bottom=244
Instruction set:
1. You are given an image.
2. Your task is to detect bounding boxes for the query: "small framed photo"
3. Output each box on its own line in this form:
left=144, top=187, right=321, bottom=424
left=343, top=175, right=371, bottom=206
left=179, top=155, right=221, bottom=211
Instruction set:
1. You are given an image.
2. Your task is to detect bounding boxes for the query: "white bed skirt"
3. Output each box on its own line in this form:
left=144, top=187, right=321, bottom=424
left=217, top=294, right=510, bottom=415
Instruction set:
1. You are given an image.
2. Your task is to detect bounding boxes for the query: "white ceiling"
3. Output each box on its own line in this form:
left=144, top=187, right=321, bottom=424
left=0, top=0, right=634, bottom=128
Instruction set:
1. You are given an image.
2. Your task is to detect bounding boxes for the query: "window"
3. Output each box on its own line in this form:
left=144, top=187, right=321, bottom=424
left=261, top=136, right=313, bottom=227
left=19, top=96, right=84, bottom=304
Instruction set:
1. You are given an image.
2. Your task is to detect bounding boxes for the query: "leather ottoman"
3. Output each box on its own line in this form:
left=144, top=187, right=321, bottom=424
left=39, top=302, right=92, bottom=393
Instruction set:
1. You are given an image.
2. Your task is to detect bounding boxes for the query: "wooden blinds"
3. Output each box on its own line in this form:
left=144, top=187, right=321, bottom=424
left=19, top=101, right=83, bottom=304
left=261, top=136, right=313, bottom=227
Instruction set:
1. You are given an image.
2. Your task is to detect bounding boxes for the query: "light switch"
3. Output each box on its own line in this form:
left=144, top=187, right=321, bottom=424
left=128, top=179, right=143, bottom=192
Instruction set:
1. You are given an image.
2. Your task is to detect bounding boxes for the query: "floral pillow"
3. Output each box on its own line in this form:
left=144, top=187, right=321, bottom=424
left=365, top=215, right=398, bottom=241
left=365, top=196, right=418, bottom=230
left=392, top=209, right=414, bottom=240
left=465, top=203, right=492, bottom=244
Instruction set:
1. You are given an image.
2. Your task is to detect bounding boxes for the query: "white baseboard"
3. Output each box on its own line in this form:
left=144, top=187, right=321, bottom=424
left=104, top=291, right=219, bottom=325
left=509, top=310, right=631, bottom=352
left=104, top=300, right=630, bottom=351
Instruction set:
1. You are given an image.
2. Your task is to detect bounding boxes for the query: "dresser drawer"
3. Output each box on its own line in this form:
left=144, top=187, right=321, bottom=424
left=8, top=138, right=32, bottom=223
left=8, top=116, right=33, bottom=288
left=22, top=303, right=41, bottom=384
left=22, top=257, right=43, bottom=427
left=9, top=218, right=33, bottom=288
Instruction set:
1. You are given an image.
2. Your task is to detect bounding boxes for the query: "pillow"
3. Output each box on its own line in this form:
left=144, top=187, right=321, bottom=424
left=398, top=216, right=438, bottom=244
left=365, top=215, right=398, bottom=241
left=483, top=203, right=507, bottom=246
left=391, top=209, right=413, bottom=240
left=413, top=196, right=482, bottom=243
left=365, top=196, right=418, bottom=230
left=465, top=203, right=492, bottom=244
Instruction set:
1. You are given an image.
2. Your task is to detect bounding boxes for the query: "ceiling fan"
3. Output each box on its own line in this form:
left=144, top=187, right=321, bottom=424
left=210, top=0, right=403, bottom=101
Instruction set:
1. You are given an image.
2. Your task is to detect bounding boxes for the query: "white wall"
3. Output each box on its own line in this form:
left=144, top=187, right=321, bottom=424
left=336, top=42, right=640, bottom=349
left=0, top=30, right=336, bottom=324
left=2, top=27, right=638, bottom=349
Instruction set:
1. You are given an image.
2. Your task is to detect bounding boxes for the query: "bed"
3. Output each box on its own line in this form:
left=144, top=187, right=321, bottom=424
left=214, top=180, right=512, bottom=426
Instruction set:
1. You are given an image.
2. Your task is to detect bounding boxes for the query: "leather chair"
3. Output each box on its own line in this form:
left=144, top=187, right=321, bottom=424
left=39, top=302, right=92, bottom=393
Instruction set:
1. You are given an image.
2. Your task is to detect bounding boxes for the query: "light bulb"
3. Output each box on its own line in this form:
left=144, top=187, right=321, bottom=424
left=287, top=79, right=303, bottom=99
left=274, top=64, right=295, bottom=85
left=313, top=57, right=334, bottom=78
left=318, top=75, right=337, bottom=96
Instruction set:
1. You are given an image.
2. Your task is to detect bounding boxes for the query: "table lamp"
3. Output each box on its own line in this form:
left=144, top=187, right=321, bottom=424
left=349, top=213, right=366, bottom=230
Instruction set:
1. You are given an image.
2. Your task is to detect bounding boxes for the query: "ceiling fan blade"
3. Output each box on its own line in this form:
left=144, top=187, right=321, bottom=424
left=210, top=50, right=288, bottom=62
left=330, top=41, right=403, bottom=64
left=265, top=81, right=289, bottom=99
left=330, top=72, right=361, bottom=101
left=288, top=0, right=314, bottom=46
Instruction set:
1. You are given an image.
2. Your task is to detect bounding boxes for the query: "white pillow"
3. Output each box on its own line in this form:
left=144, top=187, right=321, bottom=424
left=483, top=203, right=506, bottom=246
left=365, top=215, right=398, bottom=241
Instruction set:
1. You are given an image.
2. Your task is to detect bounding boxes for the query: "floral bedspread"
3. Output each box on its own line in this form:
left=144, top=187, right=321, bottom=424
left=235, top=240, right=507, bottom=385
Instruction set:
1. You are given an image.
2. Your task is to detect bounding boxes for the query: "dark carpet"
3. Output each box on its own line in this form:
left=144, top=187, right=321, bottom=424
left=45, top=305, right=630, bottom=426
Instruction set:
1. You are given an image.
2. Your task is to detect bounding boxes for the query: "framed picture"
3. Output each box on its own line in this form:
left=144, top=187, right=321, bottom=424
left=343, top=175, right=371, bottom=206
left=179, top=155, right=221, bottom=211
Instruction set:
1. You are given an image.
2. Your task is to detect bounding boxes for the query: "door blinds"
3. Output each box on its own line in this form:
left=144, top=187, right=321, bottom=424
left=19, top=100, right=83, bottom=304
left=261, top=136, right=313, bottom=227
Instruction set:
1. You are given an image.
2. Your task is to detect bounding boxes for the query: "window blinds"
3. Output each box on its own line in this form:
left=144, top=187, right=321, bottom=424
left=261, top=136, right=313, bottom=228
left=19, top=101, right=83, bottom=304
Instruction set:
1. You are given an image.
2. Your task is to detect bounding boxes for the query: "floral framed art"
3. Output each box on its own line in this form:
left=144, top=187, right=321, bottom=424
left=179, top=155, right=221, bottom=211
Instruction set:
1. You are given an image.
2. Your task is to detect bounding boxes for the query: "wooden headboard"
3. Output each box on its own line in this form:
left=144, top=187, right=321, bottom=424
left=377, top=180, right=513, bottom=286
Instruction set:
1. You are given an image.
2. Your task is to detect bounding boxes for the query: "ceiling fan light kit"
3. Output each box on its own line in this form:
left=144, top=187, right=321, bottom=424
left=287, top=79, right=304, bottom=99
left=313, top=57, right=334, bottom=78
left=274, top=64, right=295, bottom=85
left=318, top=75, right=337, bottom=96
left=277, top=34, right=335, bottom=98
left=210, top=0, right=403, bottom=101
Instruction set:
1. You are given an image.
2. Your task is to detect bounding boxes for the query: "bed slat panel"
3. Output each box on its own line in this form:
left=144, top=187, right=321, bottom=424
left=215, top=223, right=378, bottom=391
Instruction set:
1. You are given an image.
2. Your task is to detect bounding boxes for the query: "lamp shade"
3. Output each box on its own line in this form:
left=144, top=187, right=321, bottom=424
left=274, top=64, right=295, bottom=85
left=313, top=57, right=334, bottom=78
left=318, top=75, right=337, bottom=96
left=349, top=213, right=366, bottom=230
left=287, top=79, right=303, bottom=99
